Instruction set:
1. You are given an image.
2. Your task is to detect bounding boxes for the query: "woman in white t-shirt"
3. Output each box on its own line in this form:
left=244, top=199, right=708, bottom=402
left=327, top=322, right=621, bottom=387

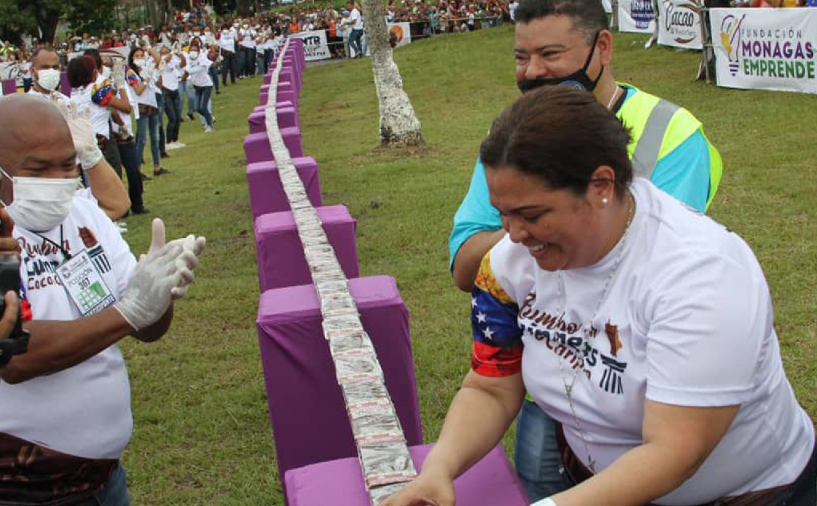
left=383, top=87, right=816, bottom=506
left=185, top=37, right=214, bottom=132
left=128, top=46, right=169, bottom=177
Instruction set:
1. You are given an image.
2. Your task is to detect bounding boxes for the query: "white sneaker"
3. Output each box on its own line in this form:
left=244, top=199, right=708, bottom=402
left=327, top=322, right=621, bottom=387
left=166, top=142, right=180, bottom=150
left=175, top=141, right=187, bottom=148
left=204, top=126, right=213, bottom=133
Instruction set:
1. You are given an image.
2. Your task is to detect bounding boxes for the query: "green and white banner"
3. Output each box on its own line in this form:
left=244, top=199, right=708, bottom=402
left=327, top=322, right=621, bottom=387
left=710, top=8, right=817, bottom=94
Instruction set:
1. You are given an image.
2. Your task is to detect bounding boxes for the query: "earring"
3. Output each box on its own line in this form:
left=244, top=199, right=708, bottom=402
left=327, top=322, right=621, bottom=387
left=601, top=198, right=609, bottom=206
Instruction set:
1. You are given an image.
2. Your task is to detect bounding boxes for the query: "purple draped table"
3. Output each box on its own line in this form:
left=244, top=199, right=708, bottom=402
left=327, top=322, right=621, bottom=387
left=244, top=129, right=304, bottom=163
left=284, top=444, right=530, bottom=506
left=256, top=275, right=424, bottom=489
left=253, top=204, right=358, bottom=291
left=246, top=158, right=322, bottom=220
left=248, top=106, right=299, bottom=132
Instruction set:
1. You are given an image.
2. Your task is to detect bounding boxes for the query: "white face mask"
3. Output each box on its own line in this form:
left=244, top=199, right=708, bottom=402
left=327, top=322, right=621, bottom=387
left=1, top=168, right=79, bottom=232
left=36, top=68, right=61, bottom=91
left=134, top=58, right=146, bottom=68
left=189, top=50, right=199, bottom=60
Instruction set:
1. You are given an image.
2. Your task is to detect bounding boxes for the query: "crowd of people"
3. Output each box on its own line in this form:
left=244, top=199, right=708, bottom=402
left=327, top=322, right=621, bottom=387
left=0, top=0, right=815, bottom=504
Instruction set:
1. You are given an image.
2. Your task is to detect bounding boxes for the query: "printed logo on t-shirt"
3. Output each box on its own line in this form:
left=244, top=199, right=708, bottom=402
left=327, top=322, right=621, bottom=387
left=518, top=291, right=629, bottom=395
left=78, top=227, right=111, bottom=274
left=18, top=236, right=69, bottom=292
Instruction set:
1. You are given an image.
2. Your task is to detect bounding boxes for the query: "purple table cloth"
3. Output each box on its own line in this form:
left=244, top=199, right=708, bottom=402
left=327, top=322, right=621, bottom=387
left=284, top=444, right=529, bottom=506
left=254, top=204, right=358, bottom=291
left=260, top=88, right=297, bottom=107
left=248, top=106, right=299, bottom=133
left=260, top=81, right=295, bottom=95
left=244, top=128, right=304, bottom=164
left=253, top=100, right=297, bottom=116
left=1, top=79, right=17, bottom=96
left=259, top=81, right=296, bottom=103
left=246, top=157, right=322, bottom=220
left=289, top=40, right=306, bottom=70
left=256, top=275, right=423, bottom=485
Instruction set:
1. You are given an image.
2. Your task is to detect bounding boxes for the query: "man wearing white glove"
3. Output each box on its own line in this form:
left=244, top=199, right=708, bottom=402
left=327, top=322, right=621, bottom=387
left=0, top=94, right=205, bottom=505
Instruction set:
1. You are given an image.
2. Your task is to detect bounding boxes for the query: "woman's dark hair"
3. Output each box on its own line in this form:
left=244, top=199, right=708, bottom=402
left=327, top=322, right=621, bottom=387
left=66, top=55, right=97, bottom=88
left=480, top=86, right=632, bottom=198
left=515, top=0, right=608, bottom=45
left=83, top=48, right=102, bottom=70
left=127, top=47, right=143, bottom=76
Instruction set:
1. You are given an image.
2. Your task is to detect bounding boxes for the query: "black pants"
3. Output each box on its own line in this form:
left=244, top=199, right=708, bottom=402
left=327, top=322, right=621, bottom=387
left=117, top=139, right=144, bottom=212
left=220, top=50, right=236, bottom=85
left=162, top=88, right=180, bottom=143
left=101, top=135, right=122, bottom=178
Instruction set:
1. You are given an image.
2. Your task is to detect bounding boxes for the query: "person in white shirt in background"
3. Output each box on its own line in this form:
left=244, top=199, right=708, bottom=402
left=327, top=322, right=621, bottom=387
left=27, top=48, right=70, bottom=107
left=218, top=22, right=237, bottom=86
left=128, top=45, right=170, bottom=178
left=238, top=22, right=257, bottom=79
left=68, top=52, right=133, bottom=206
left=102, top=55, right=149, bottom=216
left=186, top=37, right=215, bottom=133
left=159, top=45, right=186, bottom=151
left=346, top=1, right=365, bottom=57
left=29, top=50, right=130, bottom=222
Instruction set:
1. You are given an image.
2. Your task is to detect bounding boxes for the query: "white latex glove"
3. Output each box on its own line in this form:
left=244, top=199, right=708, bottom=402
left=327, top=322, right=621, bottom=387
left=114, top=219, right=201, bottom=330
left=112, top=61, right=127, bottom=90
left=53, top=98, right=103, bottom=170
left=165, top=234, right=206, bottom=300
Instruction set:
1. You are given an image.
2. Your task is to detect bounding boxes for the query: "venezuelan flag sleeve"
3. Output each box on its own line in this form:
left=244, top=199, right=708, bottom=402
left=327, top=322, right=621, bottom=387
left=91, top=79, right=115, bottom=107
left=471, top=252, right=522, bottom=377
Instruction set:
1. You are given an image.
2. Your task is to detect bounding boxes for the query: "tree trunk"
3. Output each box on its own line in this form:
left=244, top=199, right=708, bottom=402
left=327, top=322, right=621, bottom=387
left=29, top=0, right=62, bottom=44
left=359, top=0, right=423, bottom=147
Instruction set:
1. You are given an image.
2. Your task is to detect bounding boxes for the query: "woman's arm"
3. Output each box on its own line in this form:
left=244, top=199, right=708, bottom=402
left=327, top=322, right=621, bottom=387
left=549, top=401, right=739, bottom=506
left=381, top=370, right=526, bottom=506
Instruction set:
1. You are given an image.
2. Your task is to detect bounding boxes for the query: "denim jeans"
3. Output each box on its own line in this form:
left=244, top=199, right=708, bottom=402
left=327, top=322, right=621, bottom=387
left=194, top=85, right=213, bottom=127
left=156, top=93, right=165, bottom=153
left=162, top=88, right=181, bottom=143
left=514, top=399, right=571, bottom=502
left=209, top=66, right=220, bottom=93
left=73, top=465, right=131, bottom=506
left=136, top=111, right=160, bottom=170
left=183, top=80, right=196, bottom=117
left=117, top=139, right=144, bottom=211
left=348, top=29, right=364, bottom=57
left=220, top=50, right=236, bottom=85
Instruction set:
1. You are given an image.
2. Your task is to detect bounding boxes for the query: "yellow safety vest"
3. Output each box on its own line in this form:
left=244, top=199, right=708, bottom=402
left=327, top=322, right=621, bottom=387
left=617, top=84, right=723, bottom=210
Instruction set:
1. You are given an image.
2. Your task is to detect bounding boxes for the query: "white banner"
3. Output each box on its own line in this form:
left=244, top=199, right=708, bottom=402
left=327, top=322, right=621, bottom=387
left=387, top=22, right=412, bottom=48
left=618, top=0, right=656, bottom=34
left=291, top=30, right=331, bottom=61
left=657, top=0, right=702, bottom=50
left=710, top=8, right=817, bottom=94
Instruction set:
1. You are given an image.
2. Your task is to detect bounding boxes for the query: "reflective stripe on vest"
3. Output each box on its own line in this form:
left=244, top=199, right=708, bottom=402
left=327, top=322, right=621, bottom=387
left=630, top=99, right=679, bottom=180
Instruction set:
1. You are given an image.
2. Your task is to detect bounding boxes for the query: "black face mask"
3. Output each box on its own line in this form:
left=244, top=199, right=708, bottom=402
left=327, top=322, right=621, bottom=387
left=517, top=31, right=603, bottom=94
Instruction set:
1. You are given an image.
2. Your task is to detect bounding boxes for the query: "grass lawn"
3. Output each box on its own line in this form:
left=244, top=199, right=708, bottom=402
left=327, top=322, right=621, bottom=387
left=118, top=25, right=816, bottom=505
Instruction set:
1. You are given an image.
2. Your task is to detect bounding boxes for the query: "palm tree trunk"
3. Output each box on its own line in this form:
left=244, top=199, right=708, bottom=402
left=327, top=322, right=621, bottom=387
left=359, top=0, right=423, bottom=147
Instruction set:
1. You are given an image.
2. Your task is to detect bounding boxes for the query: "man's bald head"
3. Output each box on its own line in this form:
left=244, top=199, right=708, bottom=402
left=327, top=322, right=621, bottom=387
left=31, top=47, right=60, bottom=70
left=0, top=95, right=76, bottom=203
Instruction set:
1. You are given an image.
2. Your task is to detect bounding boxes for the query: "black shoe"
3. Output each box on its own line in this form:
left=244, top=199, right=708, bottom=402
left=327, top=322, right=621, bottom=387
left=153, top=168, right=172, bottom=176
left=187, top=113, right=194, bottom=121
left=132, top=207, right=150, bottom=215
left=216, top=90, right=221, bottom=95
left=161, top=151, right=170, bottom=159
left=141, top=172, right=152, bottom=181
left=180, top=116, right=185, bottom=123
